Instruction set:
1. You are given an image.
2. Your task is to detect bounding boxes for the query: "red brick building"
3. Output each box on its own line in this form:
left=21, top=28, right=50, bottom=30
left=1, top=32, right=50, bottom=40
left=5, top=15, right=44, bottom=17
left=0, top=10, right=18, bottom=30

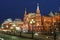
left=2, top=3, right=60, bottom=32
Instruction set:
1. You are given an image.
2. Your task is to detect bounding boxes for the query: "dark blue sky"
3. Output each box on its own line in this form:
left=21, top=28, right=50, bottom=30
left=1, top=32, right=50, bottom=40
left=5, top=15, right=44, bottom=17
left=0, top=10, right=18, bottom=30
left=0, top=0, right=60, bottom=24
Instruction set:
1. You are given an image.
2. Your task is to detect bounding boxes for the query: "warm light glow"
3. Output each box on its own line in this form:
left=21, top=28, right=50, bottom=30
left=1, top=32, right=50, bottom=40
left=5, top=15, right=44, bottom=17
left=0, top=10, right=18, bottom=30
left=30, top=21, right=33, bottom=24
left=15, top=27, right=21, bottom=31
left=51, top=32, right=54, bottom=34
left=12, top=24, right=16, bottom=27
left=2, top=30, right=11, bottom=32
left=31, top=19, right=34, bottom=21
left=46, top=36, right=49, bottom=39
left=39, top=28, right=40, bottom=30
left=10, top=27, right=13, bottom=29
left=44, top=19, right=46, bottom=22
left=34, top=33, right=38, bottom=36
left=6, top=25, right=8, bottom=28
left=37, top=23, right=39, bottom=26
left=30, top=19, right=35, bottom=24
left=1, top=3, right=60, bottom=32
left=53, top=20, right=56, bottom=22
left=2, top=30, right=7, bottom=32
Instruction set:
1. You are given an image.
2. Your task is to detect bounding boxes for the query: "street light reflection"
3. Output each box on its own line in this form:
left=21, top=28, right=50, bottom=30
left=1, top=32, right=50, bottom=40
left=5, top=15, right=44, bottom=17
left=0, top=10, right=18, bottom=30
left=0, top=38, right=4, bottom=40
left=34, top=33, right=38, bottom=36
left=12, top=24, right=16, bottom=27
left=11, top=36, right=17, bottom=39
left=15, top=27, right=20, bottom=31
left=46, top=36, right=49, bottom=39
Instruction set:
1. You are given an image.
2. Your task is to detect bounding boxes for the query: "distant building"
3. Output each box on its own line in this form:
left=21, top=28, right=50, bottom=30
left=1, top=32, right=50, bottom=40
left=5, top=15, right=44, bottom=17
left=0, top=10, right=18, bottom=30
left=1, top=3, right=60, bottom=33
left=23, top=3, right=60, bottom=32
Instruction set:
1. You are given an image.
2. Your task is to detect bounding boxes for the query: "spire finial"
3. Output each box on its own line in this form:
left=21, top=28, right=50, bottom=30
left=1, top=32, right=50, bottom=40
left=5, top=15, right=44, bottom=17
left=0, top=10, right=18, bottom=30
left=24, top=8, right=27, bottom=17
left=37, top=3, right=39, bottom=10
left=25, top=8, right=27, bottom=14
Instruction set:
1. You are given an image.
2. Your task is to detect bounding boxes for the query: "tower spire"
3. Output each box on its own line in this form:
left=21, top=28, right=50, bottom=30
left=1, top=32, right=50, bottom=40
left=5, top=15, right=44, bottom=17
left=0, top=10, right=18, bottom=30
left=36, top=3, right=40, bottom=14
left=25, top=8, right=27, bottom=14
left=24, top=8, right=27, bottom=16
left=37, top=3, right=39, bottom=10
left=36, top=3, right=41, bottom=16
left=24, top=8, right=27, bottom=24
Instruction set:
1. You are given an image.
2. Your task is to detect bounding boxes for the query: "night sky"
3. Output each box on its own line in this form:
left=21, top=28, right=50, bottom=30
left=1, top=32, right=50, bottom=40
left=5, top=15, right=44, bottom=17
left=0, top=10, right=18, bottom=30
left=0, top=0, right=60, bottom=25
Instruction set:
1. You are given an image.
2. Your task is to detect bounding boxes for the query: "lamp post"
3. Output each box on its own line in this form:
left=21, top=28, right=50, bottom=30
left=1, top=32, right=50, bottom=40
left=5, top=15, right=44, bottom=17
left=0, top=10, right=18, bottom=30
left=15, top=27, right=21, bottom=37
left=12, top=24, right=16, bottom=35
left=10, top=27, right=14, bottom=34
left=30, top=18, right=35, bottom=39
left=54, top=24, right=57, bottom=40
left=52, top=17, right=57, bottom=40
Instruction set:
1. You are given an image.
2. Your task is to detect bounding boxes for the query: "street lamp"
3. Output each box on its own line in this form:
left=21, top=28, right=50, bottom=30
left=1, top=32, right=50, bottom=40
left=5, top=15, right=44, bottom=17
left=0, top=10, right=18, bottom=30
left=12, top=24, right=16, bottom=27
left=30, top=18, right=35, bottom=39
left=34, top=32, right=38, bottom=36
left=6, top=25, right=9, bottom=28
left=10, top=27, right=14, bottom=30
left=12, top=24, right=16, bottom=35
left=53, top=24, right=57, bottom=40
left=10, top=27, right=14, bottom=34
left=15, top=27, right=21, bottom=37
left=53, top=27, right=56, bottom=40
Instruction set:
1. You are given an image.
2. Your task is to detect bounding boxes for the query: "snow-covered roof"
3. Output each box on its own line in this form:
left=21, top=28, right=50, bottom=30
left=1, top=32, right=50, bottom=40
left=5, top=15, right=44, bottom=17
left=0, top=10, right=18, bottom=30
left=27, top=13, right=35, bottom=18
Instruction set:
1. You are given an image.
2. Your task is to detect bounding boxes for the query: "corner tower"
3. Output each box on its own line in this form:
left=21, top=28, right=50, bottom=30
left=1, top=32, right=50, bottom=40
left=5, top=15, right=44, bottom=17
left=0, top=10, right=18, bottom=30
left=35, top=3, right=42, bottom=32
left=36, top=3, right=41, bottom=16
left=23, top=8, right=27, bottom=24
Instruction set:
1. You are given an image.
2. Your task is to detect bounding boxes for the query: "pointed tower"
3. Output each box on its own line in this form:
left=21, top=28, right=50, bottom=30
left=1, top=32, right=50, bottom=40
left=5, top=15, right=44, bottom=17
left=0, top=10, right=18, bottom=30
left=24, top=8, right=27, bottom=17
left=23, top=8, right=27, bottom=24
left=35, top=3, right=42, bottom=32
left=36, top=3, right=41, bottom=16
left=23, top=8, right=29, bottom=32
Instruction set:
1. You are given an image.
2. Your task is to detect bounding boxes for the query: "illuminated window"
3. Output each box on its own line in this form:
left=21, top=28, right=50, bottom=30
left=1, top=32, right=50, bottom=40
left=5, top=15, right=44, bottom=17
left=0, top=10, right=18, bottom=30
left=6, top=25, right=8, bottom=28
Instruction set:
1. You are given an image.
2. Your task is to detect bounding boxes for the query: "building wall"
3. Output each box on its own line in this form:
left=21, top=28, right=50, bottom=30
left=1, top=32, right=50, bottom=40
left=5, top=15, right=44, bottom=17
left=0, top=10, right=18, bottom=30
left=25, top=13, right=60, bottom=32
